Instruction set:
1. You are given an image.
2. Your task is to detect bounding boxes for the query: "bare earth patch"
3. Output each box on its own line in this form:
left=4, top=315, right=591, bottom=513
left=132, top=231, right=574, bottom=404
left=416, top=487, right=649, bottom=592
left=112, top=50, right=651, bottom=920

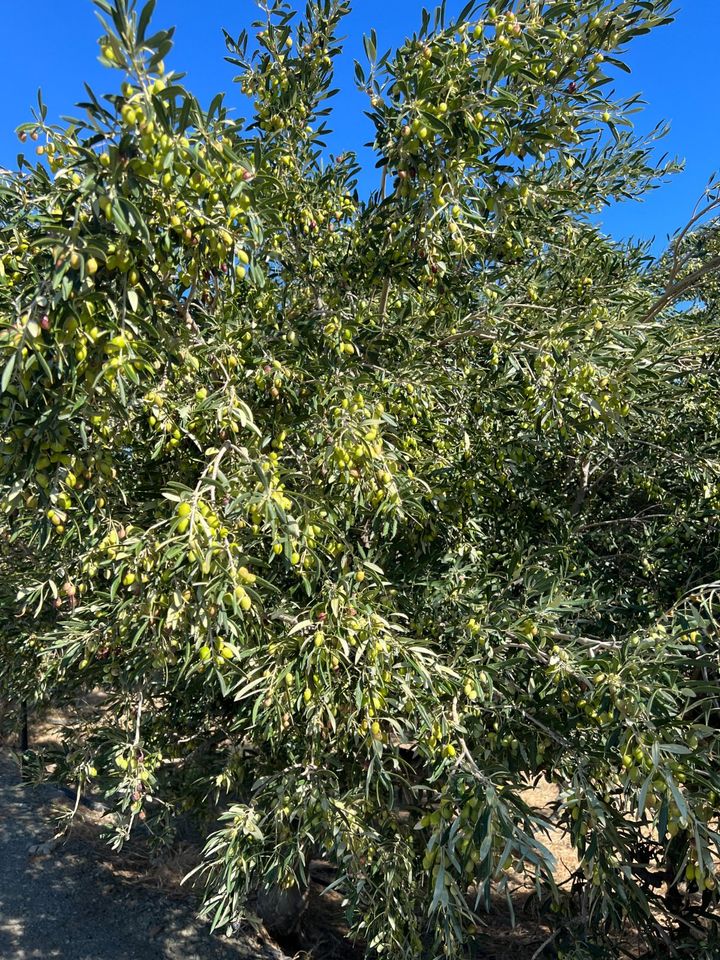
left=0, top=749, right=287, bottom=960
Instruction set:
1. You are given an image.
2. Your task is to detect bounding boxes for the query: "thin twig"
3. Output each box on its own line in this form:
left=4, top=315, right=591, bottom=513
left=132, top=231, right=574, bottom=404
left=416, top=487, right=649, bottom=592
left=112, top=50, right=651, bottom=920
left=668, top=189, right=720, bottom=284
left=577, top=510, right=667, bottom=532
left=378, top=276, right=391, bottom=320
left=133, top=693, right=143, bottom=748
left=531, top=930, right=559, bottom=960
left=208, top=440, right=233, bottom=503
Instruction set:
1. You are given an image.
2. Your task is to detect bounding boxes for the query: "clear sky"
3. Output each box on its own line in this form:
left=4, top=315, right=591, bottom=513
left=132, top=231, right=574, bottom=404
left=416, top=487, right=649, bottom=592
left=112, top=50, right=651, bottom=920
left=1, top=1, right=718, bottom=254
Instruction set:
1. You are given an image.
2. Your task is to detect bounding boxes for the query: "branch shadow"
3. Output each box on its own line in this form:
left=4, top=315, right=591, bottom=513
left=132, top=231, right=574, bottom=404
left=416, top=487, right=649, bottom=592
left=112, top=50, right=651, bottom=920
left=0, top=751, right=281, bottom=960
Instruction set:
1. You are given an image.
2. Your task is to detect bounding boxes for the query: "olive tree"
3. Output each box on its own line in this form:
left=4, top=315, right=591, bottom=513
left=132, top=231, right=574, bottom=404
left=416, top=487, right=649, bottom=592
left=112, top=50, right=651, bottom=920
left=2, top=1, right=720, bottom=957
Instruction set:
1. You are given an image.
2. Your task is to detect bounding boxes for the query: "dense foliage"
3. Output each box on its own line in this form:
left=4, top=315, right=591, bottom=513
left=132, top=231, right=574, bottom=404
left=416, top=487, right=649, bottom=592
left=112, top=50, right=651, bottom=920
left=1, top=1, right=720, bottom=957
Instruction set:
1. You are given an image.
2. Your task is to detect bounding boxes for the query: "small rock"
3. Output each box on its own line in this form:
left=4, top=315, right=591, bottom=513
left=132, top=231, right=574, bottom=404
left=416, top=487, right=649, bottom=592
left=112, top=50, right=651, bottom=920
left=28, top=837, right=60, bottom=858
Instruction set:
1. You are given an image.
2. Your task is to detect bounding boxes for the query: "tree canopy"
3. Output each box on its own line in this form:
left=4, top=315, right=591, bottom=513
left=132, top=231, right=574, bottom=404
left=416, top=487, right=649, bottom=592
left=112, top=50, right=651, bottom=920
left=1, top=1, right=720, bottom=957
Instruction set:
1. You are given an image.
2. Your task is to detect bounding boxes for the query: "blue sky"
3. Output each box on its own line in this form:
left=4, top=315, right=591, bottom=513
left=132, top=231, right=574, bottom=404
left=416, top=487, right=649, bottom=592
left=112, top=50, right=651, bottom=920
left=1, top=1, right=718, bottom=254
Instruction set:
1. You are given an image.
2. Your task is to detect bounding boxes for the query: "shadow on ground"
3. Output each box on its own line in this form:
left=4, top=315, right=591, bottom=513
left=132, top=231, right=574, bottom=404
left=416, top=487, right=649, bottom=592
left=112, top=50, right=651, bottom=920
left=0, top=752, right=284, bottom=960
left=0, top=744, right=581, bottom=960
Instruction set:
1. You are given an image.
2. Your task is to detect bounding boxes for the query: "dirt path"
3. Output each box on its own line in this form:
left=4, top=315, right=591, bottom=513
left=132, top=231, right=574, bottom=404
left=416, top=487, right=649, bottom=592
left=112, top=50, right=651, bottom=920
left=0, top=751, right=286, bottom=960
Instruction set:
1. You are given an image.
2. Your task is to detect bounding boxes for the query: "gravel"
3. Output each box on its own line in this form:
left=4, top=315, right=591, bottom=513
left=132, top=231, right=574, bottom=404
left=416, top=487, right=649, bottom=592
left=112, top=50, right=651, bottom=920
left=0, top=752, right=287, bottom=960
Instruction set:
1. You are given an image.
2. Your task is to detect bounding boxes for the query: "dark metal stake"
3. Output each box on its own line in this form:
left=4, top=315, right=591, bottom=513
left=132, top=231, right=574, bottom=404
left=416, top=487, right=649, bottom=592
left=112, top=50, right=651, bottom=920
left=20, top=699, right=29, bottom=753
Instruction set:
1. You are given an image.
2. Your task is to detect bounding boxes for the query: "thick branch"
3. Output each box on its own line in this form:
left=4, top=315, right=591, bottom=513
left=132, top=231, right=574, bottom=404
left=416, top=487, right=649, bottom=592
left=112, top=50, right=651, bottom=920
left=641, top=254, right=720, bottom=325
left=570, top=460, right=591, bottom=517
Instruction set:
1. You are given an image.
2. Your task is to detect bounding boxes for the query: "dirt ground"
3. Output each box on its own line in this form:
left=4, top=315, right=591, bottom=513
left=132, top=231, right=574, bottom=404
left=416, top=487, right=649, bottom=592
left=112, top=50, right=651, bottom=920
left=0, top=749, right=289, bottom=960
left=0, top=704, right=648, bottom=960
left=0, top=746, right=569, bottom=960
